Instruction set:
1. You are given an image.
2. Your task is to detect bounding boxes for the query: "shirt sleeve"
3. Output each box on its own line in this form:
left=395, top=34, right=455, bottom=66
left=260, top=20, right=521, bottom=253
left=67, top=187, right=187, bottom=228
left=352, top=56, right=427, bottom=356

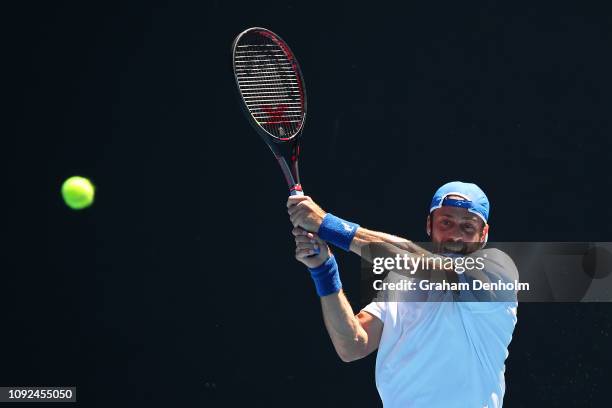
left=361, top=301, right=387, bottom=323
left=458, top=248, right=519, bottom=302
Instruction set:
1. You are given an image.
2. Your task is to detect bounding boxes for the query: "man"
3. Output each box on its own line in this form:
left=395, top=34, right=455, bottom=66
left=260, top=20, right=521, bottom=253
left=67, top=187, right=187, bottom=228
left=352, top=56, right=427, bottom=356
left=287, top=181, right=518, bottom=408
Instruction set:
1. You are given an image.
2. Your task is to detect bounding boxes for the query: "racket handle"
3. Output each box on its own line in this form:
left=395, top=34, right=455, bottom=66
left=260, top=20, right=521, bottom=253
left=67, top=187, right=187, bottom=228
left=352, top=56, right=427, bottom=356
left=288, top=185, right=319, bottom=256
left=289, top=184, right=303, bottom=196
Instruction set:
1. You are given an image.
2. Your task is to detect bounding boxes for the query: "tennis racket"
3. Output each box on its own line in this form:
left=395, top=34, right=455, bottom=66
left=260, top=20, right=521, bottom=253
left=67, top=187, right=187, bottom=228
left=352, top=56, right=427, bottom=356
left=232, top=27, right=307, bottom=196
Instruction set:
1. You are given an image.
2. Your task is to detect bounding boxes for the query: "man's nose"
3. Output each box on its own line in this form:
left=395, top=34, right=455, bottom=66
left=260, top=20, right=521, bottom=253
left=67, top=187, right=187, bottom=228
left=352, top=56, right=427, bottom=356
left=448, top=233, right=464, bottom=242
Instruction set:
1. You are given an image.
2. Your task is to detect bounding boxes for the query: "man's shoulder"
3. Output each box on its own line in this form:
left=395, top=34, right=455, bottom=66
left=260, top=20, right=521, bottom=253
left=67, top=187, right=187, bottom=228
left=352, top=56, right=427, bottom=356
left=477, top=247, right=519, bottom=281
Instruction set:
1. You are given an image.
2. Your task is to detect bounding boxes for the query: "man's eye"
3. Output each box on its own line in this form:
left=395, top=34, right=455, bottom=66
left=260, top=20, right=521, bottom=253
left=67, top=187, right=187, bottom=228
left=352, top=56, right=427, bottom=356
left=462, top=224, right=476, bottom=232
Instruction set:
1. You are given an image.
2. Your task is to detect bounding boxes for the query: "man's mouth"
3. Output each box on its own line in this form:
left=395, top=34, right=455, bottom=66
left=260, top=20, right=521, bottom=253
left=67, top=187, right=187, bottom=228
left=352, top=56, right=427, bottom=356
left=442, top=242, right=467, bottom=254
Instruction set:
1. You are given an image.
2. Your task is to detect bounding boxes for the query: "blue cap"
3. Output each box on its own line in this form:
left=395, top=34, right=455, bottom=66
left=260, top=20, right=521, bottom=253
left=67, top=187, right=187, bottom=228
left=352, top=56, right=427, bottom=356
left=429, top=181, right=490, bottom=223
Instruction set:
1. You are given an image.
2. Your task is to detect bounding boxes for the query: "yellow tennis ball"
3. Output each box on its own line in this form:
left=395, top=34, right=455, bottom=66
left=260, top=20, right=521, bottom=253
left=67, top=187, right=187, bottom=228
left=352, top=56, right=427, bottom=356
left=61, top=176, right=95, bottom=210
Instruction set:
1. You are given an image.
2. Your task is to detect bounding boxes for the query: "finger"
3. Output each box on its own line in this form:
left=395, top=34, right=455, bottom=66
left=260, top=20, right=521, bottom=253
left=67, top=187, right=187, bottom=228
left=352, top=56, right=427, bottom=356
left=291, top=227, right=307, bottom=237
left=295, top=237, right=319, bottom=247
left=287, top=204, right=300, bottom=216
left=296, top=241, right=317, bottom=250
left=296, top=201, right=315, bottom=212
left=289, top=209, right=304, bottom=227
left=295, top=242, right=309, bottom=250
left=289, top=212, right=298, bottom=227
left=287, top=195, right=310, bottom=208
left=295, top=247, right=317, bottom=259
left=292, top=227, right=307, bottom=236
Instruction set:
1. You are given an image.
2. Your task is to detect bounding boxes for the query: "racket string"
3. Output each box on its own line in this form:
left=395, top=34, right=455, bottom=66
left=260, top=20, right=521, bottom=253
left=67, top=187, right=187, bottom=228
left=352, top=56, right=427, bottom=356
left=234, top=32, right=304, bottom=138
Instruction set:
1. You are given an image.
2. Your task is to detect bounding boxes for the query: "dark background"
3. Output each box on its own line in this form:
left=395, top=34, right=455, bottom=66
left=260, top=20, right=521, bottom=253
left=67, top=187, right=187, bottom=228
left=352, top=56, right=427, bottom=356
left=4, top=0, right=612, bottom=406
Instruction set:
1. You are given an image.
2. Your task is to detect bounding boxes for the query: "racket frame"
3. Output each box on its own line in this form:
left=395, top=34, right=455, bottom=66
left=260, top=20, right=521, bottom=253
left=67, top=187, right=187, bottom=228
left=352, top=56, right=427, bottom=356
left=231, top=27, right=307, bottom=196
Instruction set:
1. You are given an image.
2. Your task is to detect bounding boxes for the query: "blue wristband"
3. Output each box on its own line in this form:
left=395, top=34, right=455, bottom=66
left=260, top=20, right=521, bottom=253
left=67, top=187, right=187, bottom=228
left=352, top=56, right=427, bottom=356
left=308, top=255, right=342, bottom=297
left=318, top=213, right=360, bottom=251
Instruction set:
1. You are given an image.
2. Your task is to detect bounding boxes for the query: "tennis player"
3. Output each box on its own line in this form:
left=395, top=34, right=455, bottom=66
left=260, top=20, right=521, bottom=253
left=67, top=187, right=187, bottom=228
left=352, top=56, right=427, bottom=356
left=287, top=181, right=518, bottom=408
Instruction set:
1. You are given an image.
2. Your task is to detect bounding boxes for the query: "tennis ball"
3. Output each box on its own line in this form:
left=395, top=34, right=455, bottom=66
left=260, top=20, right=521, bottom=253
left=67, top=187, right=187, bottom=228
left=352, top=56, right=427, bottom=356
left=61, top=176, right=95, bottom=210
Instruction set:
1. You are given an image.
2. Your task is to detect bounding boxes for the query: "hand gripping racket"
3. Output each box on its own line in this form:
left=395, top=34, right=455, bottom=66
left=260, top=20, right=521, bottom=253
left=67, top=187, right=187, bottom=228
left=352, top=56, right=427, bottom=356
left=232, top=27, right=307, bottom=196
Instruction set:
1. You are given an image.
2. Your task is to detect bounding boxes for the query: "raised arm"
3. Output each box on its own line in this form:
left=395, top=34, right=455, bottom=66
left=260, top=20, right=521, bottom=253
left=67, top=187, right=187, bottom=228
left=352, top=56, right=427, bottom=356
left=287, top=195, right=435, bottom=261
left=292, top=227, right=383, bottom=362
left=321, top=294, right=383, bottom=362
left=349, top=226, right=428, bottom=259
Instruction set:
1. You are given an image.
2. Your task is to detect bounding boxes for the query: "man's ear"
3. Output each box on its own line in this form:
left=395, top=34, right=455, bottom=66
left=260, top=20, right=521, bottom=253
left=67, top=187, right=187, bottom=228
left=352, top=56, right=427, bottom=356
left=426, top=215, right=431, bottom=236
left=480, top=224, right=489, bottom=243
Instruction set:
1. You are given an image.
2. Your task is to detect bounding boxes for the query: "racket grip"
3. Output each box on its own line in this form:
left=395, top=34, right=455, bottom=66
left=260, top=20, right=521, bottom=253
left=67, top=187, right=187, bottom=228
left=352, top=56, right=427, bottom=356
left=288, top=185, right=319, bottom=256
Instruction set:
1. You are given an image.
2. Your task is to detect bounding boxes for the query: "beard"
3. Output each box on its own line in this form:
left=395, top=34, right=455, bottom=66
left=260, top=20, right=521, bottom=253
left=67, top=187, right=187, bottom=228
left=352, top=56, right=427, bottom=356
left=441, top=241, right=468, bottom=254
left=432, top=239, right=479, bottom=255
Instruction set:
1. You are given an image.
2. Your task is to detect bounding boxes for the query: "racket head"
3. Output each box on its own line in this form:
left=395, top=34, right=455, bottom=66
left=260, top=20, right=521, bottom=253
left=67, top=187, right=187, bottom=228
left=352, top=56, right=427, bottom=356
left=232, top=27, right=307, bottom=143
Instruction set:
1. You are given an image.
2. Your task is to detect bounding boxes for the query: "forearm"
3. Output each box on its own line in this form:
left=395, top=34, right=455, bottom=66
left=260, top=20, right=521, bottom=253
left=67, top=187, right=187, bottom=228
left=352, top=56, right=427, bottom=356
left=316, top=213, right=439, bottom=269
left=349, top=227, right=431, bottom=261
left=320, top=290, right=368, bottom=362
left=347, top=226, right=454, bottom=285
left=305, top=256, right=367, bottom=361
